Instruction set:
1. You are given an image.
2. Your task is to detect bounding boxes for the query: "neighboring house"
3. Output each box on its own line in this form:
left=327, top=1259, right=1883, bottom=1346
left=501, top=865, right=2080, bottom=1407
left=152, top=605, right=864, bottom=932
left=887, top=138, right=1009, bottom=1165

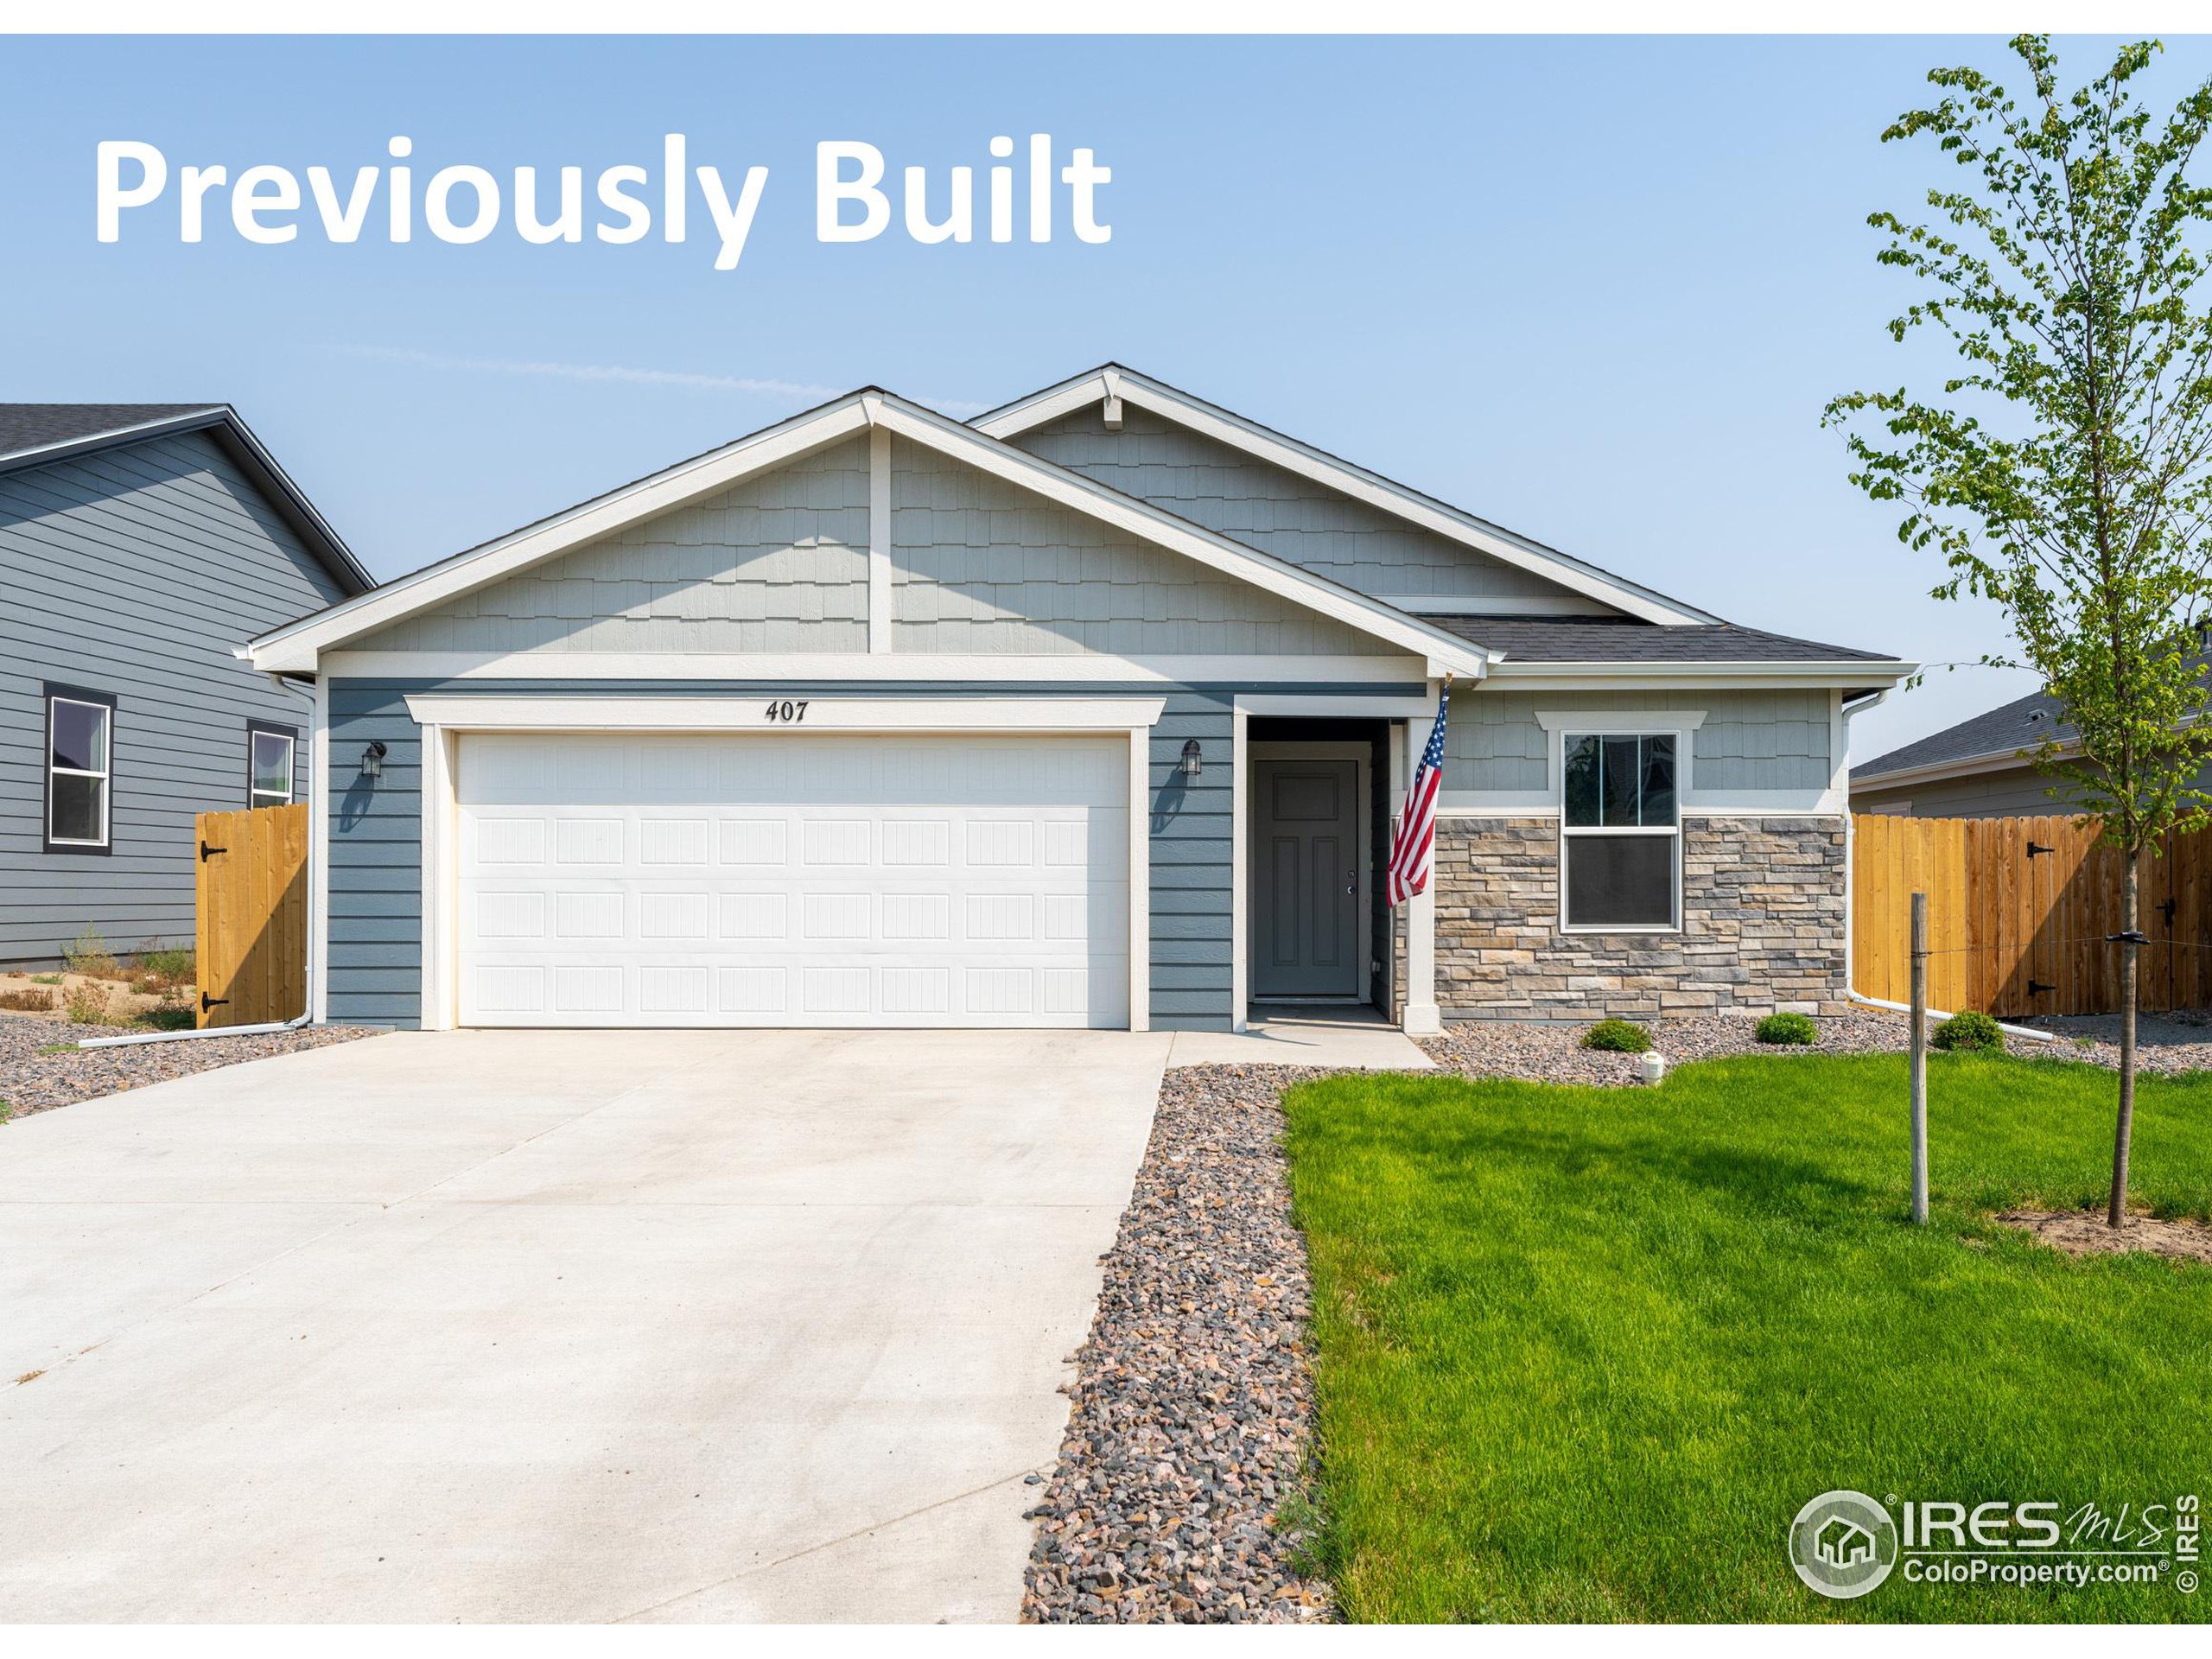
left=1, top=405, right=372, bottom=968
left=1852, top=669, right=2212, bottom=818
left=245, top=365, right=1912, bottom=1033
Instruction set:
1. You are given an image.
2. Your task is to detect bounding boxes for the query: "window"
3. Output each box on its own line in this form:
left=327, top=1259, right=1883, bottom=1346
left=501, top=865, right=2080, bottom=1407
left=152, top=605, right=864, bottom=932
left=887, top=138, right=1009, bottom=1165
left=45, top=686, right=115, bottom=854
left=247, top=723, right=298, bottom=809
left=1561, top=732, right=1678, bottom=929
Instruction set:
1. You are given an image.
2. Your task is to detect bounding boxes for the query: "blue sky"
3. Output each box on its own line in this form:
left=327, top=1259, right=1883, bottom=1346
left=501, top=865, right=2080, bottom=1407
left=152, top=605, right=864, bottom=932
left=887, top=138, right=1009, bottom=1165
left=7, top=33, right=2209, bottom=760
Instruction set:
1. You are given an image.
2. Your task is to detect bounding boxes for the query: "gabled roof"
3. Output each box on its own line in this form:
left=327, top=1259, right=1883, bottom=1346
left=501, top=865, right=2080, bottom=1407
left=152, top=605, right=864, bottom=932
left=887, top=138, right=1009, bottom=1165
left=246, top=388, right=1497, bottom=678
left=973, top=364, right=1722, bottom=628
left=0, top=403, right=374, bottom=596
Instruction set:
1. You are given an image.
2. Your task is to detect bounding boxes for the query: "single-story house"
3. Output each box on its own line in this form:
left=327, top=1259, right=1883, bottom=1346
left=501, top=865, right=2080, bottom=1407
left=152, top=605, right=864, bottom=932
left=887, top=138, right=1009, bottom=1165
left=245, top=365, right=1913, bottom=1033
left=1853, top=668, right=2212, bottom=818
left=1, top=404, right=372, bottom=969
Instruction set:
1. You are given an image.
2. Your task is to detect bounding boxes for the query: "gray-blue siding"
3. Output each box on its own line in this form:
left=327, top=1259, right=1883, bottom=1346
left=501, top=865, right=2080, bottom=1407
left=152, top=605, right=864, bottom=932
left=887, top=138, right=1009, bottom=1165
left=0, top=431, right=352, bottom=965
left=323, top=679, right=1417, bottom=1031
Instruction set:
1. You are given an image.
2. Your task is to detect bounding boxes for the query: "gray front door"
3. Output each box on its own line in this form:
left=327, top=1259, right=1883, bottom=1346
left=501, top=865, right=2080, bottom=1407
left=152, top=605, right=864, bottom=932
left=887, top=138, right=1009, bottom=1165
left=1253, top=758, right=1362, bottom=1000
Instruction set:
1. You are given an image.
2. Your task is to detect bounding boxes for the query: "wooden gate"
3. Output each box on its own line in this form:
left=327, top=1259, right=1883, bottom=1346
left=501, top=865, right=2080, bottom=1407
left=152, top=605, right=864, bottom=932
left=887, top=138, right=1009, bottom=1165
left=194, top=803, right=309, bottom=1027
left=1853, top=811, right=2212, bottom=1017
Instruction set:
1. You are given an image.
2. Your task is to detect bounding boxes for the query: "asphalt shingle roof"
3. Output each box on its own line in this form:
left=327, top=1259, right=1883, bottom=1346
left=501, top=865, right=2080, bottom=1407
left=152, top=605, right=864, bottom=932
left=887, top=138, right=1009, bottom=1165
left=0, top=404, right=222, bottom=465
left=1853, top=686, right=2064, bottom=780
left=1427, top=615, right=1897, bottom=664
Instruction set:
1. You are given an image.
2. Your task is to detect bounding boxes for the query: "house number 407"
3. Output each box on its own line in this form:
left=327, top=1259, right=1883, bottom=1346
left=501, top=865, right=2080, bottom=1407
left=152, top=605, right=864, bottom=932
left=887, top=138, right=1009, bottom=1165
left=763, top=699, right=810, bottom=722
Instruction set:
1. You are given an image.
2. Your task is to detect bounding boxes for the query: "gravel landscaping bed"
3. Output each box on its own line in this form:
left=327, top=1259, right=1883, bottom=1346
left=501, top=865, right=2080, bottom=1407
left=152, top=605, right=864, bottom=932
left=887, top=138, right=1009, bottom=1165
left=0, top=1014, right=379, bottom=1119
left=1419, top=1008, right=2212, bottom=1084
left=1023, top=1063, right=1334, bottom=1624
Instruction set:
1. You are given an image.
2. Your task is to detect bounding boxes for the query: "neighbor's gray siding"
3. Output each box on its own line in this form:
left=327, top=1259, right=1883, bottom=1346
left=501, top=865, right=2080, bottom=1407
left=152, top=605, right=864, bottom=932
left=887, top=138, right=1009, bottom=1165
left=320, top=678, right=1406, bottom=1032
left=888, top=435, right=1393, bottom=656
left=1446, top=689, right=1833, bottom=795
left=1011, top=403, right=1583, bottom=604
left=354, top=438, right=871, bottom=655
left=0, top=431, right=348, bottom=964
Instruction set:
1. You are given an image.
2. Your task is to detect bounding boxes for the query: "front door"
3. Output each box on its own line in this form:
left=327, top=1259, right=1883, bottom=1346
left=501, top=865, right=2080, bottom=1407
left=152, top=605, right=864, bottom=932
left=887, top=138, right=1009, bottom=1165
left=1253, top=757, right=1362, bottom=999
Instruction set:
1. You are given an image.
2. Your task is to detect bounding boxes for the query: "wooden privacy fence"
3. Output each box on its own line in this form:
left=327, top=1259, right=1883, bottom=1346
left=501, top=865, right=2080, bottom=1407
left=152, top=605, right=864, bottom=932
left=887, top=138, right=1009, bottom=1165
left=194, top=803, right=308, bottom=1027
left=1853, top=811, right=2212, bottom=1017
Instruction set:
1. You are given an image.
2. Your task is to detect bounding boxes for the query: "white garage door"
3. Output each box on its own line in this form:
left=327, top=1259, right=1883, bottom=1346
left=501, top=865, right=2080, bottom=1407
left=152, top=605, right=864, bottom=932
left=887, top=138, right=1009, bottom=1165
left=454, top=732, right=1131, bottom=1028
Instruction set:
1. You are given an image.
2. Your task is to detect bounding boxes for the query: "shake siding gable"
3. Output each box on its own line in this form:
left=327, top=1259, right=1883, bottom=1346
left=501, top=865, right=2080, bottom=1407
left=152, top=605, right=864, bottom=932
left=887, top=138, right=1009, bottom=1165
left=353, top=438, right=872, bottom=655
left=0, top=429, right=349, bottom=963
left=887, top=435, right=1395, bottom=656
left=1009, top=402, right=1585, bottom=605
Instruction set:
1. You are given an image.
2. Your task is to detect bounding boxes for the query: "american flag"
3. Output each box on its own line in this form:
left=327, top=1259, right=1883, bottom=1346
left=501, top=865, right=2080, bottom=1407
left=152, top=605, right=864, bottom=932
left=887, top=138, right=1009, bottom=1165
left=1387, top=682, right=1450, bottom=907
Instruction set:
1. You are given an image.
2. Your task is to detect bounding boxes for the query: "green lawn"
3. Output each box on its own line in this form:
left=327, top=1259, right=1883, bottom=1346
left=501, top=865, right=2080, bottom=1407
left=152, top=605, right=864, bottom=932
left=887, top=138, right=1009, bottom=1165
left=1283, top=1052, right=2212, bottom=1623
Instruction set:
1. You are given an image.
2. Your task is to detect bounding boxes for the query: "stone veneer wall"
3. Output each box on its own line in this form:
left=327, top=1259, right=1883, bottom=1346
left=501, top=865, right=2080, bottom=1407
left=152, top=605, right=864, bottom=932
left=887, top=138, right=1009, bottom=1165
left=1399, top=816, right=1850, bottom=1020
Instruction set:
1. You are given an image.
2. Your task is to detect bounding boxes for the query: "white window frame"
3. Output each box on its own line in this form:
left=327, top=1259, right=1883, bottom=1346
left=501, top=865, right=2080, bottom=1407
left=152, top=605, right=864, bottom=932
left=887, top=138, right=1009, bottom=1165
left=45, top=688, right=115, bottom=853
left=1544, top=716, right=1696, bottom=936
left=247, top=723, right=298, bottom=810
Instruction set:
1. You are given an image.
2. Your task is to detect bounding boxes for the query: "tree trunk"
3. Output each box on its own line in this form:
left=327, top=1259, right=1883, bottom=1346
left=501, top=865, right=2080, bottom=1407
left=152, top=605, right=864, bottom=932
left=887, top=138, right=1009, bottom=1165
left=2108, top=847, right=2139, bottom=1230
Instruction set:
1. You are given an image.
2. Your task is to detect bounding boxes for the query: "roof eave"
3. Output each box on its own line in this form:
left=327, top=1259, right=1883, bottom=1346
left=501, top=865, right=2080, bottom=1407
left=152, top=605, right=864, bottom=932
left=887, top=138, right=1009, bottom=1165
left=1484, top=658, right=1918, bottom=689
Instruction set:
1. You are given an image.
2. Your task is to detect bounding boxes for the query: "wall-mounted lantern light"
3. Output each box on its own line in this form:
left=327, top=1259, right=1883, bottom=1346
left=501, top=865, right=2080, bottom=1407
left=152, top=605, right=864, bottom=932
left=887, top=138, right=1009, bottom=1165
left=1179, top=738, right=1204, bottom=779
left=360, top=740, right=387, bottom=781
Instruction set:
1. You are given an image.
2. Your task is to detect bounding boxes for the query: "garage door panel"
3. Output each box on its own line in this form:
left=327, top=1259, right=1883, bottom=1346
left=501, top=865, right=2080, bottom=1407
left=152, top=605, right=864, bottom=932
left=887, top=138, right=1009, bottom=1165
left=455, top=733, right=1131, bottom=1029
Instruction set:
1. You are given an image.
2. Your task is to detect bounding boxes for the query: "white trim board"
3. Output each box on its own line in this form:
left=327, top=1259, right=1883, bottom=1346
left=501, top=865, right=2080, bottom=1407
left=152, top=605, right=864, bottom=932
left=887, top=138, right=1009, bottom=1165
left=973, top=365, right=1716, bottom=628
left=398, top=695, right=1167, bottom=734
left=1491, top=663, right=1917, bottom=690
left=321, top=650, right=1432, bottom=685
left=249, top=390, right=1494, bottom=682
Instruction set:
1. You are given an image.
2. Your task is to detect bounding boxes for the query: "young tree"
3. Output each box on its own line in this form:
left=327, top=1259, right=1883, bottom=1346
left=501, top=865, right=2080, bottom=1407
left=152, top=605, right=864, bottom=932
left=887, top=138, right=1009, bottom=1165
left=1827, top=35, right=2212, bottom=1230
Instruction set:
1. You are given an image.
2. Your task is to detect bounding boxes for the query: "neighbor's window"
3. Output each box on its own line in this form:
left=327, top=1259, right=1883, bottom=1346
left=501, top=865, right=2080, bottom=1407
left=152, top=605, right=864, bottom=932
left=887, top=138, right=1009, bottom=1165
left=1561, top=733, right=1678, bottom=929
left=46, top=688, right=115, bottom=852
left=248, top=724, right=297, bottom=809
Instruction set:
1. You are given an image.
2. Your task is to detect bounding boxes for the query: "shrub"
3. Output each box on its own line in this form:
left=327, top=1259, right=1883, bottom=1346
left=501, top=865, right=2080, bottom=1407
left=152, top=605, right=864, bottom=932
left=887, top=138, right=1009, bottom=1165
left=62, top=925, right=119, bottom=982
left=63, top=984, right=113, bottom=1026
left=133, top=941, right=196, bottom=989
left=0, top=988, right=55, bottom=1013
left=1755, top=1012, right=1817, bottom=1046
left=133, top=1006, right=194, bottom=1033
left=1934, top=1010, right=2005, bottom=1053
left=29, top=973, right=61, bottom=986
left=1582, top=1019, right=1653, bottom=1053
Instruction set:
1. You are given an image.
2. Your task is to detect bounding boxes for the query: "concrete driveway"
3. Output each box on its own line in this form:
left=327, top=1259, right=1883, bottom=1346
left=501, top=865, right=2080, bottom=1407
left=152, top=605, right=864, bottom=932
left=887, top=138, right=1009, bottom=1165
left=0, top=1028, right=1168, bottom=1622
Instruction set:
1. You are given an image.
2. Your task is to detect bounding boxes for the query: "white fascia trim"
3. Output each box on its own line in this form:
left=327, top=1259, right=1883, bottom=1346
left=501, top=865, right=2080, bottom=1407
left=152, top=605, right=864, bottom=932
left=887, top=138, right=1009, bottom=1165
left=249, top=398, right=876, bottom=673
left=1493, top=662, right=1919, bottom=690
left=976, top=370, right=1711, bottom=627
left=869, top=401, right=1490, bottom=678
left=399, top=695, right=1168, bottom=734
left=1235, top=692, right=1440, bottom=719
left=321, top=650, right=1430, bottom=684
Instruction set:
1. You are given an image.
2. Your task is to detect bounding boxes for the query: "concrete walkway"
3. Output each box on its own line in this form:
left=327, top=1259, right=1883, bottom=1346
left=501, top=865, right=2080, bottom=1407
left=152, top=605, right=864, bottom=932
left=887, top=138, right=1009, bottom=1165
left=0, top=1028, right=1168, bottom=1622
left=1166, top=1007, right=1434, bottom=1071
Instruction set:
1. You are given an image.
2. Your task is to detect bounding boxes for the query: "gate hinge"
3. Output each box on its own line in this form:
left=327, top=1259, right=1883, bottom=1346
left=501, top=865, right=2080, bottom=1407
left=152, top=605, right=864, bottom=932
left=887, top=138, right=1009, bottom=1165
left=199, top=840, right=228, bottom=861
left=200, top=992, right=230, bottom=1013
left=2026, top=841, right=2055, bottom=858
left=2027, top=980, right=2055, bottom=996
